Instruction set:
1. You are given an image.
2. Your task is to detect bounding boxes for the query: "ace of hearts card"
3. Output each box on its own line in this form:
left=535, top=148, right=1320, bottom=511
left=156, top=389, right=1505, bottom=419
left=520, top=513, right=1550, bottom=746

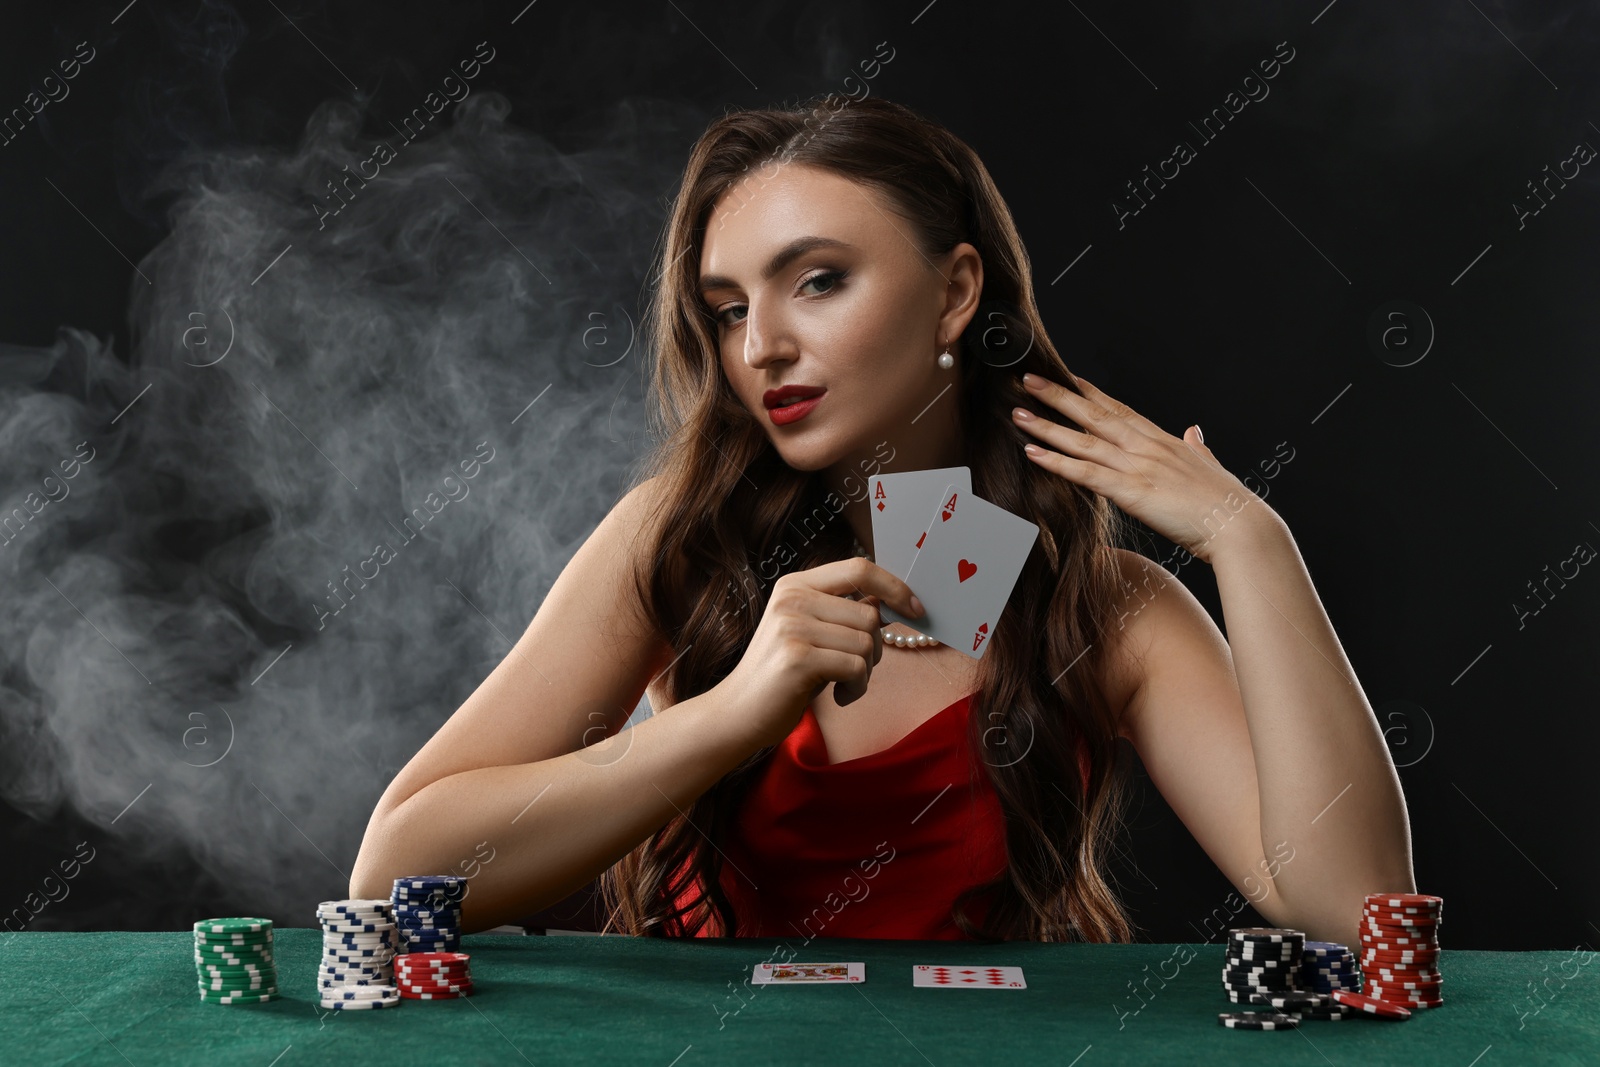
left=878, top=484, right=1039, bottom=659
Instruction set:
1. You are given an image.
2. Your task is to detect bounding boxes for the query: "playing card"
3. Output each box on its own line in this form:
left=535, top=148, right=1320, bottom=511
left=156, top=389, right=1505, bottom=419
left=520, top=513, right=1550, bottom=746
left=866, top=467, right=972, bottom=581
left=750, top=961, right=865, bottom=984
left=912, top=965, right=1027, bottom=989
left=878, top=485, right=1039, bottom=659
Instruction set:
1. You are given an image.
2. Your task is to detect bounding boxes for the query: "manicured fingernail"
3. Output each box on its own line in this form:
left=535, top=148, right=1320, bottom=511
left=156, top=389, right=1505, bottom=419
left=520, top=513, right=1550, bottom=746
left=1195, top=424, right=1204, bottom=444
left=1011, top=406, right=1033, bottom=421
left=910, top=595, right=926, bottom=617
left=1021, top=373, right=1040, bottom=389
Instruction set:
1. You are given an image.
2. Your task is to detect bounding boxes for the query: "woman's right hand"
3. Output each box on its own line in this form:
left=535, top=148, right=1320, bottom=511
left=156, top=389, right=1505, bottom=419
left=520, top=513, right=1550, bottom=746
left=718, top=556, right=926, bottom=752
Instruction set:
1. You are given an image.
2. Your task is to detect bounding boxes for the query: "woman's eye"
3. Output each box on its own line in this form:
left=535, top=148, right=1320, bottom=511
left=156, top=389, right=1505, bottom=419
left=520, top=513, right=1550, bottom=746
left=712, top=270, right=847, bottom=328
left=799, top=269, right=845, bottom=297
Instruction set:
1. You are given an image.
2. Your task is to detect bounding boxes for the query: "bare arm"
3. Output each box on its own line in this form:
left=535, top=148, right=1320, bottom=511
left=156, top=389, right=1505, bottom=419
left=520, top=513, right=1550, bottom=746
left=349, top=476, right=758, bottom=932
left=1113, top=520, right=1413, bottom=948
left=352, top=687, right=758, bottom=933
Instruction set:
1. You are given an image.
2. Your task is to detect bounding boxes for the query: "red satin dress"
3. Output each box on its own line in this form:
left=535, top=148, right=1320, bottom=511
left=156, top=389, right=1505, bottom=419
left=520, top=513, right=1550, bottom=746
left=670, top=691, right=1090, bottom=940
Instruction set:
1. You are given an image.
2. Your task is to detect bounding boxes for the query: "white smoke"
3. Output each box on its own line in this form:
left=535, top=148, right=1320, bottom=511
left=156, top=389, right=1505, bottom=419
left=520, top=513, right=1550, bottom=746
left=0, top=83, right=712, bottom=926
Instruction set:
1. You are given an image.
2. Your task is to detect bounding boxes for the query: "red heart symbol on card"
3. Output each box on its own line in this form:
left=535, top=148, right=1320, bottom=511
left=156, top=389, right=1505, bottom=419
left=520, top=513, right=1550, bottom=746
left=958, top=559, right=977, bottom=582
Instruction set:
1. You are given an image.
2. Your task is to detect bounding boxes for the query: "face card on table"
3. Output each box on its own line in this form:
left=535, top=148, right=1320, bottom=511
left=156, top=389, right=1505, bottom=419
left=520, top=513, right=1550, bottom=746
left=912, top=965, right=1027, bottom=989
left=878, top=485, right=1039, bottom=659
left=750, top=961, right=865, bottom=984
left=866, top=467, right=971, bottom=581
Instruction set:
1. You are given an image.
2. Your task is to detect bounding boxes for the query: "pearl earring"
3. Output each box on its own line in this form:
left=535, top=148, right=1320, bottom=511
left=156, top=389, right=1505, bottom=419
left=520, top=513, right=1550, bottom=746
left=937, top=336, right=954, bottom=370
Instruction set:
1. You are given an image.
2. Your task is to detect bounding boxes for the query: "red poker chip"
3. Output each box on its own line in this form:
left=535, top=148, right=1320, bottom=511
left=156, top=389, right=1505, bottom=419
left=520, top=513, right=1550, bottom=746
left=1362, top=907, right=1441, bottom=921
left=1363, top=903, right=1441, bottom=916
left=396, top=951, right=470, bottom=965
left=1356, top=915, right=1446, bottom=927
left=1362, top=914, right=1440, bottom=928
left=1331, top=990, right=1412, bottom=1019
left=1366, top=979, right=1443, bottom=994
left=395, top=962, right=470, bottom=974
left=1366, top=991, right=1444, bottom=1005
left=1361, top=953, right=1440, bottom=967
left=400, top=982, right=475, bottom=994
left=1360, top=934, right=1435, bottom=949
left=1360, top=947, right=1441, bottom=959
left=1369, top=992, right=1445, bottom=1008
left=1361, top=921, right=1440, bottom=936
left=396, top=970, right=471, bottom=982
left=1368, top=970, right=1443, bottom=984
left=1363, top=893, right=1443, bottom=909
left=1376, top=991, right=1440, bottom=1011
left=398, top=988, right=473, bottom=999
left=1367, top=967, right=1442, bottom=977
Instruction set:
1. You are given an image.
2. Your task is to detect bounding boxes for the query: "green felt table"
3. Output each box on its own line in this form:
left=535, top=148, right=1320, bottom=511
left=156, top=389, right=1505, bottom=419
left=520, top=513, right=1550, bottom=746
left=3, top=930, right=1595, bottom=1065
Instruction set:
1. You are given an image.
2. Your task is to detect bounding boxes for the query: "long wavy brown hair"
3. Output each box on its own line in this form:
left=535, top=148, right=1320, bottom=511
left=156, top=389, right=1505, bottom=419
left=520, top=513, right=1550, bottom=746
left=598, top=94, right=1138, bottom=942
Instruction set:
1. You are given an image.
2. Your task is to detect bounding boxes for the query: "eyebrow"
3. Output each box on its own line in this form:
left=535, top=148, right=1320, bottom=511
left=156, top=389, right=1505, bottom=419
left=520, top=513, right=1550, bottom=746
left=697, top=235, right=857, bottom=293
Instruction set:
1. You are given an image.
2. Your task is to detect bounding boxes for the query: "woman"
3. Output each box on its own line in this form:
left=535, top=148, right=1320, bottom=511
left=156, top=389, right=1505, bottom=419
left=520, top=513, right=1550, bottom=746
left=350, top=95, right=1413, bottom=948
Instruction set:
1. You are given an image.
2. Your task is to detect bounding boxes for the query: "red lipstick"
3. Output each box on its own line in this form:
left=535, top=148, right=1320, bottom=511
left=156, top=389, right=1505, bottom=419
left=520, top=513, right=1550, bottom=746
left=763, top=385, right=826, bottom=427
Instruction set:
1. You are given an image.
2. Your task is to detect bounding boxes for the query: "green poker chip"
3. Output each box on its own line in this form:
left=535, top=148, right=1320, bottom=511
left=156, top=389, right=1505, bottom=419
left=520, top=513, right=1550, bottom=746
left=195, top=954, right=273, bottom=966
left=198, top=988, right=279, bottom=1004
left=194, top=934, right=274, bottom=947
left=198, top=979, right=277, bottom=993
left=196, top=967, right=276, bottom=980
left=193, top=918, right=273, bottom=936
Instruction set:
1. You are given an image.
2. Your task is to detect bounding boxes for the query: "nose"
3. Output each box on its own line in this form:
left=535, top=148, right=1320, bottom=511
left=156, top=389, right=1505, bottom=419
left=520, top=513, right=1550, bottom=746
left=740, top=300, right=795, bottom=371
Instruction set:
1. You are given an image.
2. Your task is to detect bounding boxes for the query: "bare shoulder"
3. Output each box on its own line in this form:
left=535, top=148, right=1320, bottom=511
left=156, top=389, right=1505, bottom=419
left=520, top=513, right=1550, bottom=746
left=1098, top=546, right=1174, bottom=740
left=1097, top=545, right=1233, bottom=744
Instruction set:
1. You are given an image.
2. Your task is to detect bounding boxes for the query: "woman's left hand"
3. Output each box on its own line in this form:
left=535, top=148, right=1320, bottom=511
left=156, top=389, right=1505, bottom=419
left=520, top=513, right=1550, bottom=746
left=1012, top=372, right=1281, bottom=565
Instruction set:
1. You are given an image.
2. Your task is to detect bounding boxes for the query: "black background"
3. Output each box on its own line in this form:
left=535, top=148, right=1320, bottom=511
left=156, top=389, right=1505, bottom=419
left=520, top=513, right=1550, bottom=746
left=1, top=1, right=1596, bottom=951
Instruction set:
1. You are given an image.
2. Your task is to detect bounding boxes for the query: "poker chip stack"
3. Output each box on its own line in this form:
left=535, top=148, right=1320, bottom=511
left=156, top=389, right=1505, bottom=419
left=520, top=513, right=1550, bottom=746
left=1221, top=927, right=1303, bottom=1007
left=317, top=898, right=399, bottom=1011
left=1358, top=892, right=1444, bottom=1011
left=391, top=875, right=466, bottom=954
left=394, top=950, right=475, bottom=1000
left=1301, top=940, right=1361, bottom=998
left=193, top=918, right=279, bottom=1004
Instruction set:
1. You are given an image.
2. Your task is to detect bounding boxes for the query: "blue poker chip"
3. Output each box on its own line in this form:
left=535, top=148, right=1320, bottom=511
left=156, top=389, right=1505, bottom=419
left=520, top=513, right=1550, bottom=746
left=392, top=879, right=467, bottom=896
left=392, top=893, right=464, bottom=905
left=1302, top=941, right=1348, bottom=955
left=324, top=952, right=394, bottom=965
left=392, top=910, right=449, bottom=919
left=316, top=979, right=385, bottom=991
left=321, top=920, right=393, bottom=933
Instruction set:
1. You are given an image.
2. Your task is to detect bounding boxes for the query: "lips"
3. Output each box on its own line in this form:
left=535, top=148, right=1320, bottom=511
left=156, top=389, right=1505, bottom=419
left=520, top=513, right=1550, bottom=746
left=763, top=385, right=826, bottom=410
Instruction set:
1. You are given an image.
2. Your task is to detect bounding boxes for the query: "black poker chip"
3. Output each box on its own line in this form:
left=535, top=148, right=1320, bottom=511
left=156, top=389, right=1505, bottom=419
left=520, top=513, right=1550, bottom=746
left=1259, top=991, right=1328, bottom=1011
left=1218, top=1011, right=1300, bottom=1030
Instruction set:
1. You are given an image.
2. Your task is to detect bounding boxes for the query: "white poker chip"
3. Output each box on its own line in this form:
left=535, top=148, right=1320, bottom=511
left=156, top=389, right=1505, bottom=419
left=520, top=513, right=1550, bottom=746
left=319, top=995, right=400, bottom=1010
left=322, top=985, right=399, bottom=1000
